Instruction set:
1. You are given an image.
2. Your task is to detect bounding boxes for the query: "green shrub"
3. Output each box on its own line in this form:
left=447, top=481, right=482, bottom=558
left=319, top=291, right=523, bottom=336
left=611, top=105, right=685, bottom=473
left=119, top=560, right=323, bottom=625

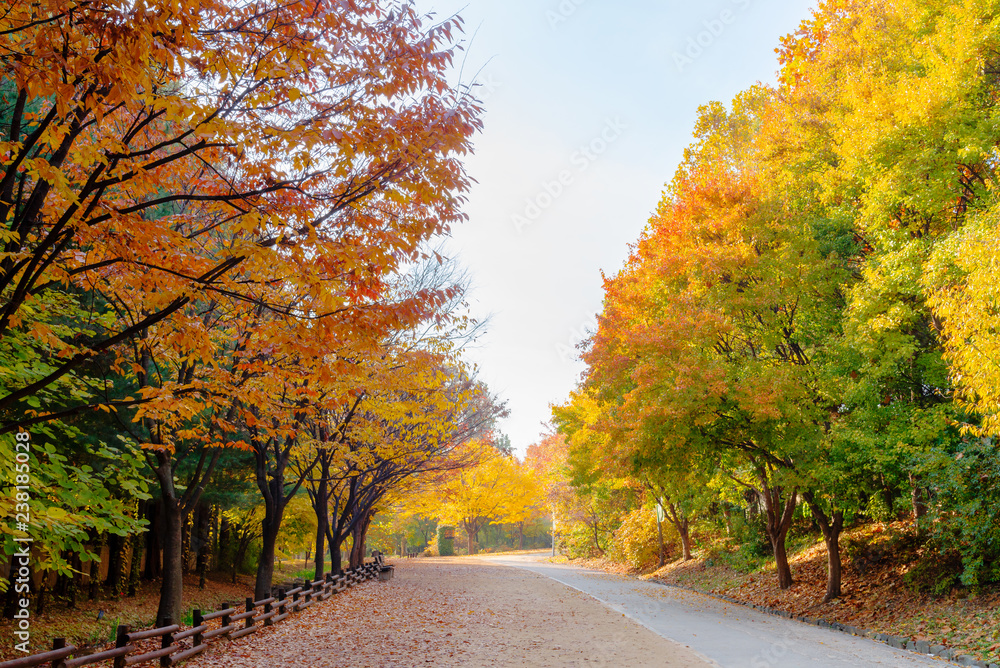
left=903, top=552, right=963, bottom=594
left=919, top=439, right=1000, bottom=588
left=730, top=513, right=771, bottom=559
left=558, top=524, right=605, bottom=559
left=863, top=493, right=893, bottom=524
left=436, top=525, right=455, bottom=557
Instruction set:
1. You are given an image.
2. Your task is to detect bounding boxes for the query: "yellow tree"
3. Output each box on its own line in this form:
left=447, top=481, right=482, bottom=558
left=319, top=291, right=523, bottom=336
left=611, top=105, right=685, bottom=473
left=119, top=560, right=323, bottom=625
left=433, top=442, right=534, bottom=554
left=503, top=461, right=543, bottom=550
left=926, top=226, right=1000, bottom=436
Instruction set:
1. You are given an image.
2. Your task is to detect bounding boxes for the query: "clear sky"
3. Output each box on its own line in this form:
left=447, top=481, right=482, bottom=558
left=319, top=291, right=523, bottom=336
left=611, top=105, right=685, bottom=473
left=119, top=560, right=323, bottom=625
left=415, top=0, right=816, bottom=455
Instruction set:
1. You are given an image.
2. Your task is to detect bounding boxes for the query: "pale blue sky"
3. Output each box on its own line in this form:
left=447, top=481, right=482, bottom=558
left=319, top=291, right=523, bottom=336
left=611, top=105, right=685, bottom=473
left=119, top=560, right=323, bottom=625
left=416, top=0, right=816, bottom=454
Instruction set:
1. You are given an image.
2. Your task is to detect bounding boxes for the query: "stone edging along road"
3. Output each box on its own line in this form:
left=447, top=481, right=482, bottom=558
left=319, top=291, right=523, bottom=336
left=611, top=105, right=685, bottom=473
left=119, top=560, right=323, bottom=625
left=650, top=581, right=995, bottom=668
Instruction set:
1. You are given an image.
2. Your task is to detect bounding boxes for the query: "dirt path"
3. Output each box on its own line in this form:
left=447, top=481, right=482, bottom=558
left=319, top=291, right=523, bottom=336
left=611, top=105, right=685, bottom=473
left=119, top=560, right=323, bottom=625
left=186, top=558, right=709, bottom=667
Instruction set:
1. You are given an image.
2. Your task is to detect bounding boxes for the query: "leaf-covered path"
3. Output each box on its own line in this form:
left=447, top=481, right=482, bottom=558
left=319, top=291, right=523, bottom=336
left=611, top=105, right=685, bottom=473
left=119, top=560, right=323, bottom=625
left=185, top=558, right=706, bottom=667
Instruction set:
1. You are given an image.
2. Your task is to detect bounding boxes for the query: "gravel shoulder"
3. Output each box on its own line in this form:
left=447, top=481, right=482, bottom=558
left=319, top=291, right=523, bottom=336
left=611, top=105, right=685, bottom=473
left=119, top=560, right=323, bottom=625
left=186, top=557, right=709, bottom=667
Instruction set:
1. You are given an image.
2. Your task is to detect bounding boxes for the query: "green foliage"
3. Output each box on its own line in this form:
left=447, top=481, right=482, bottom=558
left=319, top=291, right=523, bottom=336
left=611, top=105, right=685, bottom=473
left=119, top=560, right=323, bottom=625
left=919, top=438, right=1000, bottom=587
left=903, top=553, right=963, bottom=595
left=729, top=514, right=772, bottom=560
left=436, top=525, right=455, bottom=557
left=274, top=496, right=316, bottom=564
left=0, top=429, right=150, bottom=588
left=558, top=524, right=604, bottom=560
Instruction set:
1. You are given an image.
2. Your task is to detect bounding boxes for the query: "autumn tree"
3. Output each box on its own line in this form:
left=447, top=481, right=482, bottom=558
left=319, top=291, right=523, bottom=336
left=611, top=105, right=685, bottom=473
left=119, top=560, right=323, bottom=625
left=0, top=0, right=482, bottom=424
left=429, top=440, right=539, bottom=555
left=1, top=0, right=485, bottom=624
left=552, top=0, right=1000, bottom=599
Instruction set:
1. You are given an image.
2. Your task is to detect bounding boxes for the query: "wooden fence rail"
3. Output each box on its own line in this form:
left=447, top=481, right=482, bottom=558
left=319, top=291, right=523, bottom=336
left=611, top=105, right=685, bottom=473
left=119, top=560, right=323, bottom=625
left=0, top=557, right=390, bottom=668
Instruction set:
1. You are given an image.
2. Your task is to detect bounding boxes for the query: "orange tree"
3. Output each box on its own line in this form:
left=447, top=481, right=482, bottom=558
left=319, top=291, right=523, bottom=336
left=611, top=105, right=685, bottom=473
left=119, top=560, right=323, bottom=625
left=0, top=0, right=482, bottom=426
left=0, top=0, right=484, bottom=624
left=574, top=88, right=853, bottom=592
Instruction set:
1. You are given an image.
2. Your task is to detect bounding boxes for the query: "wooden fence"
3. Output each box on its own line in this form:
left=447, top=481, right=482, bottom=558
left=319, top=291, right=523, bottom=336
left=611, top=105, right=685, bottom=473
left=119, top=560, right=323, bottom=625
left=0, top=557, right=391, bottom=668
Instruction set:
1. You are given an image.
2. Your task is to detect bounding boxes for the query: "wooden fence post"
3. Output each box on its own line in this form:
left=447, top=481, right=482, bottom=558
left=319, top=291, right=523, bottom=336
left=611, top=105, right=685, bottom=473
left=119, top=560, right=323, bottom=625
left=113, top=625, right=130, bottom=668
left=193, top=611, right=204, bottom=645
left=160, top=617, right=173, bottom=668
left=50, top=638, right=66, bottom=668
left=245, top=598, right=254, bottom=630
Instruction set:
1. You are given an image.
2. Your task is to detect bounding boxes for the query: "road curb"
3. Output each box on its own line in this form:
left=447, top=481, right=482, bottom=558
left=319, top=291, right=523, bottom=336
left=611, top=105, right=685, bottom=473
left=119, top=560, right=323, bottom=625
left=645, top=579, right=996, bottom=668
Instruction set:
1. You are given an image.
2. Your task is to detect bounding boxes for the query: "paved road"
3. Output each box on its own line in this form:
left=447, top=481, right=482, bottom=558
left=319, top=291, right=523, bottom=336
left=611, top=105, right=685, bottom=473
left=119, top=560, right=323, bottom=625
left=481, top=553, right=947, bottom=668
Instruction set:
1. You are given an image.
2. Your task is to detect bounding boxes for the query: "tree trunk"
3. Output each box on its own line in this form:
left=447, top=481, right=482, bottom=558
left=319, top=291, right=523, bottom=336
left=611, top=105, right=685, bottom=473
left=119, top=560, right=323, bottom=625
left=518, top=522, right=524, bottom=550
left=664, top=501, right=693, bottom=561
left=254, top=507, right=283, bottom=601
left=127, top=530, right=142, bottom=597
left=68, top=552, right=82, bottom=607
left=35, top=581, right=45, bottom=616
left=3, top=555, right=15, bottom=619
left=909, top=473, right=927, bottom=535
left=217, top=514, right=231, bottom=575
left=326, top=518, right=341, bottom=574
left=105, top=532, right=124, bottom=593
left=824, top=528, right=843, bottom=600
left=313, top=477, right=329, bottom=581
left=679, top=519, right=692, bottom=560
left=880, top=474, right=894, bottom=516
left=181, top=511, right=191, bottom=574
left=55, top=557, right=69, bottom=598
left=88, top=556, right=99, bottom=600
left=55, top=564, right=68, bottom=599
left=349, top=513, right=372, bottom=568
left=143, top=501, right=161, bottom=581
left=588, top=509, right=604, bottom=556
left=756, top=469, right=796, bottom=590
left=772, top=530, right=793, bottom=590
left=195, top=502, right=211, bottom=590
left=253, top=433, right=316, bottom=599
left=211, top=507, right=220, bottom=571
left=150, top=446, right=215, bottom=629
left=330, top=535, right=344, bottom=575
left=349, top=534, right=360, bottom=568
left=803, top=491, right=845, bottom=602
left=156, top=498, right=185, bottom=627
